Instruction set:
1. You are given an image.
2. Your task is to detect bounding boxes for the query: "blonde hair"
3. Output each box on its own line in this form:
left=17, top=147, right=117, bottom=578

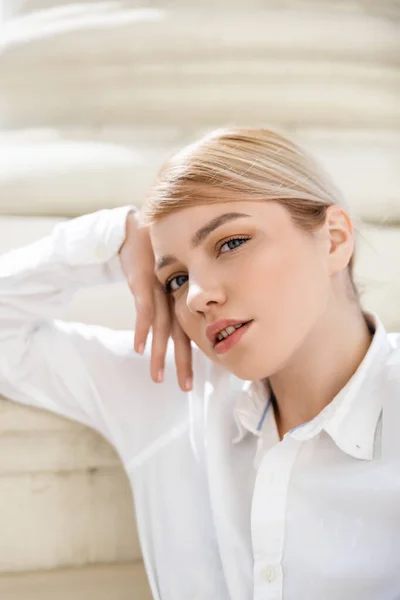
left=141, top=126, right=359, bottom=301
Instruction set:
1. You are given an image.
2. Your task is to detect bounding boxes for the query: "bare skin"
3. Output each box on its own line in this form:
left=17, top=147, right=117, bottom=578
left=121, top=200, right=373, bottom=439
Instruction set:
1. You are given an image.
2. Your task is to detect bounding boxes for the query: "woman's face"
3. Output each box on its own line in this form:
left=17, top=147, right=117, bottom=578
left=150, top=200, right=335, bottom=380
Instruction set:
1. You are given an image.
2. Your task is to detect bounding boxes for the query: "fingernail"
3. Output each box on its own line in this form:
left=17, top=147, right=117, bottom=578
left=157, top=369, right=164, bottom=383
left=184, top=377, right=192, bottom=391
left=137, top=342, right=144, bottom=355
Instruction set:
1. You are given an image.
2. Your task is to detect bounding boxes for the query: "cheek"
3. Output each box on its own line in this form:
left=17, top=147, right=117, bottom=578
left=241, top=243, right=330, bottom=374
left=252, top=241, right=329, bottom=315
left=173, top=300, right=186, bottom=326
left=174, top=300, right=196, bottom=337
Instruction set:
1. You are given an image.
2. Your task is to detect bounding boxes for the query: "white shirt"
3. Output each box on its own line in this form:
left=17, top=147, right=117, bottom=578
left=0, top=206, right=400, bottom=600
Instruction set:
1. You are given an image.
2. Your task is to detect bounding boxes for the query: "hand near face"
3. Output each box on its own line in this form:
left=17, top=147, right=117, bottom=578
left=119, top=210, right=193, bottom=392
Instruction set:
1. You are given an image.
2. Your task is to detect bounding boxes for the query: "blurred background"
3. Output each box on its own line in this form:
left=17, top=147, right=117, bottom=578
left=0, top=1, right=399, bottom=598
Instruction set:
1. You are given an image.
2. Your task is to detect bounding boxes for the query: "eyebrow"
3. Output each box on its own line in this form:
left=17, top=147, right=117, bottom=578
left=154, top=212, right=251, bottom=273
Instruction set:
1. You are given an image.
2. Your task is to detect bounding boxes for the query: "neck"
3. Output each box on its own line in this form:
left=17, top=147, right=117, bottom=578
left=266, top=301, right=374, bottom=440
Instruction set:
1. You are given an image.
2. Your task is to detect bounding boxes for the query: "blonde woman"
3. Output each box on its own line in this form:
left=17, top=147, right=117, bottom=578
left=1, top=127, right=399, bottom=600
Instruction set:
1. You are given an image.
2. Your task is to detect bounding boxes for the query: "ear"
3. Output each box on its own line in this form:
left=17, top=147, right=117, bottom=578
left=325, top=205, right=354, bottom=276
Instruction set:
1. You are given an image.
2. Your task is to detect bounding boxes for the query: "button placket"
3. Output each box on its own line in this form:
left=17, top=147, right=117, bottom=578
left=251, top=436, right=302, bottom=599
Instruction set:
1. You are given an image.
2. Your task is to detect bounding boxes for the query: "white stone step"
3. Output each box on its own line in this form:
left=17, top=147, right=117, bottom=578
left=0, top=5, right=398, bottom=128
left=1, top=129, right=400, bottom=224
left=0, top=562, right=153, bottom=600
left=0, top=398, right=142, bottom=573
left=3, top=0, right=399, bottom=21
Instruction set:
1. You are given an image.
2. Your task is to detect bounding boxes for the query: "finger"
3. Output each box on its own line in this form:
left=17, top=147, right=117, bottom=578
left=171, top=314, right=193, bottom=392
left=132, top=280, right=155, bottom=354
left=150, top=284, right=172, bottom=383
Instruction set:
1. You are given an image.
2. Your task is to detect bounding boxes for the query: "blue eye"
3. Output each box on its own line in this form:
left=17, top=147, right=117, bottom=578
left=219, top=236, right=249, bottom=253
left=163, top=236, right=250, bottom=295
left=163, top=274, right=188, bottom=295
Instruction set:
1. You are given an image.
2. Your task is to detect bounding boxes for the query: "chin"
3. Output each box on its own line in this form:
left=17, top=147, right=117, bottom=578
left=231, top=365, right=269, bottom=381
left=212, top=357, right=270, bottom=382
left=198, top=343, right=280, bottom=381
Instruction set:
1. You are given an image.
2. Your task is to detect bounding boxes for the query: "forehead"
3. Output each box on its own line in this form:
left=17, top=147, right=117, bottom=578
left=149, top=200, right=288, bottom=246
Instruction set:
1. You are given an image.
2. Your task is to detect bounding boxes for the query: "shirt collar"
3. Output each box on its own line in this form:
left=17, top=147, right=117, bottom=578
left=232, top=311, right=394, bottom=461
left=232, top=378, right=271, bottom=444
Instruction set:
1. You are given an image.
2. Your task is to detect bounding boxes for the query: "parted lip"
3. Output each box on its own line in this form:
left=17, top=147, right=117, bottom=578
left=206, top=319, right=252, bottom=346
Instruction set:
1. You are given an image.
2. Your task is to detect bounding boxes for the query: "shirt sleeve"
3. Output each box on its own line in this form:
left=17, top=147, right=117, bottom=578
left=0, top=205, right=145, bottom=446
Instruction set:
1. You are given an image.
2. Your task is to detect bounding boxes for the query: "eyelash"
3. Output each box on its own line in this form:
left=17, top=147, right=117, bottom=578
left=162, top=236, right=251, bottom=295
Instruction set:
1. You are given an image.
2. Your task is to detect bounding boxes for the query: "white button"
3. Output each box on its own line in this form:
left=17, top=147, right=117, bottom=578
left=261, top=566, right=276, bottom=582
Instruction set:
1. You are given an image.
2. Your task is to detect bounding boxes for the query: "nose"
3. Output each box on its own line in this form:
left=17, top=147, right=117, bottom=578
left=186, top=279, right=226, bottom=315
